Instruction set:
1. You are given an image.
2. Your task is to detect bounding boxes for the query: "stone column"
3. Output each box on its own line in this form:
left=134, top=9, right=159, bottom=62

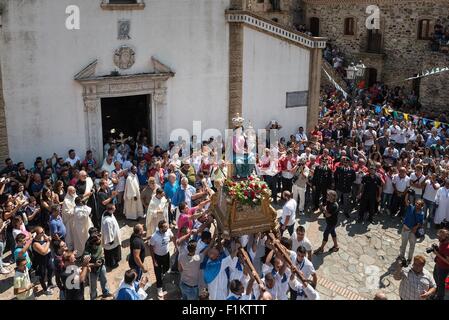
left=153, top=89, right=168, bottom=146
left=228, top=23, right=244, bottom=128
left=307, top=46, right=323, bottom=131
left=0, top=64, right=9, bottom=163
left=83, top=98, right=103, bottom=161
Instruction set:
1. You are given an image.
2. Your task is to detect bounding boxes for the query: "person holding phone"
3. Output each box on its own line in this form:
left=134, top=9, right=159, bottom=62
left=0, top=218, right=11, bottom=274
left=32, top=226, right=54, bottom=295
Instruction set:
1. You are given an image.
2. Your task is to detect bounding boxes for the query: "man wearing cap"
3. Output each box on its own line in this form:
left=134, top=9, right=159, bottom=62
left=180, top=159, right=196, bottom=186
left=357, top=166, right=382, bottom=224
left=334, top=157, right=356, bottom=218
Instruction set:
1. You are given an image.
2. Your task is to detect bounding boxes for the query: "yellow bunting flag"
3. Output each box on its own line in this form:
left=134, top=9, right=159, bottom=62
left=404, top=113, right=409, bottom=121
left=435, top=121, right=441, bottom=128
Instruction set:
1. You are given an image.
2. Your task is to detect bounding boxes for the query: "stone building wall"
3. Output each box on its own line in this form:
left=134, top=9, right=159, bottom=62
left=302, top=0, right=449, bottom=111
left=248, top=0, right=298, bottom=26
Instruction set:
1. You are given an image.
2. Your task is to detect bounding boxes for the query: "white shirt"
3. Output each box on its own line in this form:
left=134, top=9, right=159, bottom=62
left=281, top=199, right=297, bottom=226
left=383, top=174, right=394, bottom=194
left=149, top=229, right=174, bottom=256
left=392, top=174, right=410, bottom=192
left=180, top=185, right=195, bottom=208
left=291, top=233, right=312, bottom=252
left=395, top=128, right=407, bottom=144
left=289, top=277, right=320, bottom=300
left=423, top=180, right=440, bottom=202
left=65, top=156, right=80, bottom=167
left=113, top=169, right=126, bottom=192
left=101, top=160, right=115, bottom=175
left=282, top=159, right=295, bottom=179
left=363, top=129, right=376, bottom=147
left=293, top=257, right=315, bottom=280
left=409, top=172, right=425, bottom=195
left=122, top=160, right=133, bottom=171
left=389, top=125, right=401, bottom=142
left=355, top=170, right=365, bottom=185
left=261, top=264, right=291, bottom=300
left=295, top=132, right=308, bottom=151
left=405, top=128, right=416, bottom=142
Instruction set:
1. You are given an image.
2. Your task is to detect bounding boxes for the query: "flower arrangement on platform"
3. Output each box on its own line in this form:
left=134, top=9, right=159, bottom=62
left=223, top=175, right=269, bottom=206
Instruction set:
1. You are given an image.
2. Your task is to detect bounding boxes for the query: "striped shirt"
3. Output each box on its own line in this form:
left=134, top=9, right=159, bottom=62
left=398, top=267, right=436, bottom=300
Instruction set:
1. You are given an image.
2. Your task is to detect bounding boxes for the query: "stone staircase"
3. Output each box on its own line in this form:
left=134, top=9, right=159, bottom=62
left=321, top=58, right=349, bottom=91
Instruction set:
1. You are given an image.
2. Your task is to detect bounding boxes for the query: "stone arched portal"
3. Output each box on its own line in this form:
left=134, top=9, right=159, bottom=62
left=75, top=58, right=174, bottom=162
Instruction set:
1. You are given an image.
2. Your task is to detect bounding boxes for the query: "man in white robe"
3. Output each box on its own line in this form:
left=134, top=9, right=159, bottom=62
left=124, top=166, right=144, bottom=220
left=72, top=197, right=94, bottom=258
left=61, top=186, right=77, bottom=250
left=434, top=179, right=449, bottom=225
left=146, top=189, right=168, bottom=235
left=101, top=204, right=122, bottom=269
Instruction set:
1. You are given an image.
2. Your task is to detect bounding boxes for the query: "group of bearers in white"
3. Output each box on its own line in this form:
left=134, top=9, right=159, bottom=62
left=199, top=232, right=319, bottom=300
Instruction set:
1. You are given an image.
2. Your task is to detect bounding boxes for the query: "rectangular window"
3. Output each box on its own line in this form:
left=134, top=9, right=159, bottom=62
left=109, top=0, right=137, bottom=3
left=286, top=91, right=308, bottom=108
left=418, top=19, right=432, bottom=40
left=101, top=0, right=144, bottom=10
left=344, top=18, right=355, bottom=36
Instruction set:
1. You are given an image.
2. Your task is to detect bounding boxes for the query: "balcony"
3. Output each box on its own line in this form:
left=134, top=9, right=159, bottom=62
left=100, top=0, right=145, bottom=10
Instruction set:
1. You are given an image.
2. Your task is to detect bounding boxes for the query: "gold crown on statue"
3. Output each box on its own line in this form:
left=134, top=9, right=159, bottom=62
left=232, top=113, right=245, bottom=128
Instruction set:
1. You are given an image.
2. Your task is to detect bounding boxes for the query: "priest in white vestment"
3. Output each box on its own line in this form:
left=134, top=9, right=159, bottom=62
left=61, top=186, right=77, bottom=250
left=146, top=189, right=169, bottom=235
left=124, top=166, right=144, bottom=220
left=434, top=179, right=449, bottom=225
left=72, top=197, right=94, bottom=257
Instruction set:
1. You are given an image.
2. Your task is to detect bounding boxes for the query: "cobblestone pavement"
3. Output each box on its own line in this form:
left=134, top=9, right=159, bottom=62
left=296, top=209, right=448, bottom=300
left=1, top=209, right=447, bottom=300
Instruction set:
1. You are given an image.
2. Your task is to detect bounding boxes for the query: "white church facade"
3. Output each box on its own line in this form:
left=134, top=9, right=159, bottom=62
left=0, top=0, right=325, bottom=165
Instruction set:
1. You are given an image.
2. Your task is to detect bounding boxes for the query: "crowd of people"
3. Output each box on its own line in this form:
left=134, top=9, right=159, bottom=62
left=1, top=74, right=449, bottom=301
left=0, top=136, right=322, bottom=300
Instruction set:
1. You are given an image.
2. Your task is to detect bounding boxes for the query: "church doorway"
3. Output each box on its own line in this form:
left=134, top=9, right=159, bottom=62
left=366, top=68, right=378, bottom=87
left=101, top=94, right=151, bottom=144
left=309, top=17, right=320, bottom=37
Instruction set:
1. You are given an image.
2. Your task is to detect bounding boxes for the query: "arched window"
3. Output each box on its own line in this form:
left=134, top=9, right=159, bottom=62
left=344, top=17, right=355, bottom=36
left=418, top=19, right=432, bottom=40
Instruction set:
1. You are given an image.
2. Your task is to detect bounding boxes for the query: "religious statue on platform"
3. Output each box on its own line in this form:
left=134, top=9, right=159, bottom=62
left=231, top=114, right=255, bottom=178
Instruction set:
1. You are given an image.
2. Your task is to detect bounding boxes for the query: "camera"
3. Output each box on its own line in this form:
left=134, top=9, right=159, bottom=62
left=426, top=243, right=439, bottom=254
left=398, top=256, right=407, bottom=268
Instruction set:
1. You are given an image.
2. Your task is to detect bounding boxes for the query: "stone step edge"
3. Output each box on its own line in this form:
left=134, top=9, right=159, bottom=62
left=318, top=277, right=368, bottom=300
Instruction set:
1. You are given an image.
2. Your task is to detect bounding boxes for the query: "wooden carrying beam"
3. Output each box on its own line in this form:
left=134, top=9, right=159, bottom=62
left=238, top=247, right=263, bottom=286
left=267, top=232, right=307, bottom=286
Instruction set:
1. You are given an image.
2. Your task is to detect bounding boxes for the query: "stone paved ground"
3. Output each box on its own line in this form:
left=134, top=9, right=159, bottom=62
left=296, top=209, right=448, bottom=300
left=1, top=208, right=447, bottom=300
